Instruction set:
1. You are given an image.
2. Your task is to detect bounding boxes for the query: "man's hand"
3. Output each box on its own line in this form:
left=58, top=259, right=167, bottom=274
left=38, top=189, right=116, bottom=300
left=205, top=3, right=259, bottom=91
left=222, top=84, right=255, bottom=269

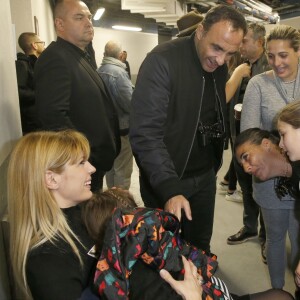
left=164, top=195, right=192, bottom=221
left=234, top=63, right=251, bottom=78
left=160, top=256, right=203, bottom=300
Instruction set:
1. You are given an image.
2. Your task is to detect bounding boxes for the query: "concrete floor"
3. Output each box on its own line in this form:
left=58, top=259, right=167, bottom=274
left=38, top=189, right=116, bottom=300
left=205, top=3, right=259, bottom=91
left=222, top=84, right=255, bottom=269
left=106, top=148, right=296, bottom=296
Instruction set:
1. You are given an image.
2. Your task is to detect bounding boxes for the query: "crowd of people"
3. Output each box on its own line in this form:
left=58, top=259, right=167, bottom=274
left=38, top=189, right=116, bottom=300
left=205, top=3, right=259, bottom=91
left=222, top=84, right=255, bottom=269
left=9, top=0, right=300, bottom=299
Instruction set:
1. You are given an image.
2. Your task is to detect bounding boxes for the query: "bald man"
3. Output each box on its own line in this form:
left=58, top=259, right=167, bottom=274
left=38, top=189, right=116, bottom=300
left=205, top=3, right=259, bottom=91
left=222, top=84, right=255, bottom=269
left=98, top=41, right=134, bottom=190
left=34, top=0, right=120, bottom=191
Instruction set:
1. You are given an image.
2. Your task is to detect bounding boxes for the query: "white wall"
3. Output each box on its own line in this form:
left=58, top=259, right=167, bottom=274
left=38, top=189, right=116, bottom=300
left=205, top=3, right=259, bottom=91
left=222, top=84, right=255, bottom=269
left=1, top=0, right=55, bottom=218
left=0, top=0, right=22, bottom=193
left=0, top=0, right=22, bottom=148
left=10, top=0, right=33, bottom=52
left=11, top=0, right=55, bottom=52
left=280, top=16, right=300, bottom=29
left=30, top=0, right=56, bottom=46
left=265, top=16, right=300, bottom=35
left=93, top=27, right=158, bottom=83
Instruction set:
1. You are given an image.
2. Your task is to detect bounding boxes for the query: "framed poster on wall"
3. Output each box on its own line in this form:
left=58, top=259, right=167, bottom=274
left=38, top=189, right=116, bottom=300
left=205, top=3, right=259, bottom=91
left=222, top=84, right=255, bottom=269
left=34, top=16, right=39, bottom=35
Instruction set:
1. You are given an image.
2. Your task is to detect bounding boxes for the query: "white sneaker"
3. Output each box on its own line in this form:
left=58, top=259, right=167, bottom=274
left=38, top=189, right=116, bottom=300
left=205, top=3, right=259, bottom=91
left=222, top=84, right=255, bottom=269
left=225, top=190, right=243, bottom=203
left=218, top=182, right=229, bottom=194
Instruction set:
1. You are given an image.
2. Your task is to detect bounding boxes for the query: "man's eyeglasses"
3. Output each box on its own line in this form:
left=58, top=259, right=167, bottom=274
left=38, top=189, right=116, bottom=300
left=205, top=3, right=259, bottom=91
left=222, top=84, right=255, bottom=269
left=35, top=41, right=45, bottom=46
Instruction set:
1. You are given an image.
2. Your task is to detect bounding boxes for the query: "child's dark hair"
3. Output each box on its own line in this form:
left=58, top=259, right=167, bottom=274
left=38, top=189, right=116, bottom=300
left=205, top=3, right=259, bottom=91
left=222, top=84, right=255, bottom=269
left=82, top=188, right=137, bottom=254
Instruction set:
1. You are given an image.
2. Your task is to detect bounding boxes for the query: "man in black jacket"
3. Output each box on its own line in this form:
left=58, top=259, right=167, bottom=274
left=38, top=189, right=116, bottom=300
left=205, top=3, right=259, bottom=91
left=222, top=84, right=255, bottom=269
left=16, top=32, right=45, bottom=134
left=130, top=5, right=247, bottom=252
left=35, top=0, right=120, bottom=191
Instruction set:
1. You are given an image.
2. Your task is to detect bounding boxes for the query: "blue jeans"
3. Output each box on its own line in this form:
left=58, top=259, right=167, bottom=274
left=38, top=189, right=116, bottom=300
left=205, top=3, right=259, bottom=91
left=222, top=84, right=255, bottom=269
left=261, top=206, right=300, bottom=288
left=106, top=135, right=133, bottom=189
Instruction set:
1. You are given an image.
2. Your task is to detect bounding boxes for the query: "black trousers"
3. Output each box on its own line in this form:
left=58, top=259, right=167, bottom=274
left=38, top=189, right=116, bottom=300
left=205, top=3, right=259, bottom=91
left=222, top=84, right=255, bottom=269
left=224, top=135, right=238, bottom=191
left=89, top=153, right=106, bottom=192
left=90, top=168, right=105, bottom=192
left=233, top=156, right=266, bottom=240
left=140, top=168, right=216, bottom=252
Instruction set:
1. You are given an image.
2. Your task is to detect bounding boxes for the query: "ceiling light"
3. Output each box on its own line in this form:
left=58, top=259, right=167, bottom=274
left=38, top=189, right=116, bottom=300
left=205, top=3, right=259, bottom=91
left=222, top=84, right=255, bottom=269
left=93, top=8, right=105, bottom=21
left=112, top=25, right=142, bottom=32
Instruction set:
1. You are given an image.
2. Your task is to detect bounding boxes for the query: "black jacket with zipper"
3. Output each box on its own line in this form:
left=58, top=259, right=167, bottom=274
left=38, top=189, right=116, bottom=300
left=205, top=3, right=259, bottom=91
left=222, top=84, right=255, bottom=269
left=130, top=33, right=227, bottom=204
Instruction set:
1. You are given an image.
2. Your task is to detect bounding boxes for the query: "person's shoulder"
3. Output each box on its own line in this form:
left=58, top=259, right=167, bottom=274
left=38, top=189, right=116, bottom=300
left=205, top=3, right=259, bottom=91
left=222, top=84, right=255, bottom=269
left=145, top=37, right=193, bottom=69
left=99, top=63, right=123, bottom=75
left=249, top=71, right=271, bottom=85
left=16, top=52, right=28, bottom=62
left=37, top=42, right=58, bottom=61
left=41, top=39, right=77, bottom=59
left=28, top=238, right=70, bottom=259
left=151, top=36, right=190, bottom=55
left=253, top=53, right=270, bottom=71
left=36, top=41, right=75, bottom=69
left=258, top=52, right=269, bottom=63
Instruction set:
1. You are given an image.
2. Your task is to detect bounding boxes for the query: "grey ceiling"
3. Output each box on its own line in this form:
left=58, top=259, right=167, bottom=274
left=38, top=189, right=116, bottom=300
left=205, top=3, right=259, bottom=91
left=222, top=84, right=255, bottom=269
left=81, top=0, right=300, bottom=35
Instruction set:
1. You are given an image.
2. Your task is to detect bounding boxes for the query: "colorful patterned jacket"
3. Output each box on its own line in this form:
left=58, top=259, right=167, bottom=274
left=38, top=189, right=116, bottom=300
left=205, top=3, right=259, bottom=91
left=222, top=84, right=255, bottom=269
left=94, top=207, right=229, bottom=299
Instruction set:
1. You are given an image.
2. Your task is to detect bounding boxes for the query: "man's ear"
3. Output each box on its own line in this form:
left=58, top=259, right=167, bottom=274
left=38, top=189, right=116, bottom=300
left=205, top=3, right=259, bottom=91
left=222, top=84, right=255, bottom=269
left=195, top=23, right=204, bottom=40
left=55, top=17, right=64, bottom=32
left=31, top=42, right=38, bottom=51
left=261, top=138, right=271, bottom=150
left=45, top=170, right=60, bottom=190
left=257, top=37, right=264, bottom=48
left=118, top=51, right=123, bottom=61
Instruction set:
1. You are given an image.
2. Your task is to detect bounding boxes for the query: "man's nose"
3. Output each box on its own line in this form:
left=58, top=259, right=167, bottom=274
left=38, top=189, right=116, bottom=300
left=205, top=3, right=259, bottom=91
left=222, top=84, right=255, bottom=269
left=242, top=162, right=251, bottom=174
left=216, top=53, right=226, bottom=66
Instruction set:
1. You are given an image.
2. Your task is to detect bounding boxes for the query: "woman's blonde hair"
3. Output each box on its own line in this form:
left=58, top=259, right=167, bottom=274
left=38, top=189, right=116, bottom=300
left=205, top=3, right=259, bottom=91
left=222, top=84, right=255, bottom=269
left=8, top=130, right=90, bottom=297
left=267, top=25, right=300, bottom=52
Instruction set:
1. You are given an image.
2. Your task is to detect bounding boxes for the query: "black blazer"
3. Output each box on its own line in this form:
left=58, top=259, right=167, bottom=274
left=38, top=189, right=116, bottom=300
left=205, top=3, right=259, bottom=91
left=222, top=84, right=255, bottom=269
left=35, top=37, right=120, bottom=171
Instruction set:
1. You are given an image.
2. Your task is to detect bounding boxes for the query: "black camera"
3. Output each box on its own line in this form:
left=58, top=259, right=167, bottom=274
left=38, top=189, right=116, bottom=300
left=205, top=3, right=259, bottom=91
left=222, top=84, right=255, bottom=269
left=198, top=122, right=224, bottom=147
left=198, top=122, right=224, bottom=138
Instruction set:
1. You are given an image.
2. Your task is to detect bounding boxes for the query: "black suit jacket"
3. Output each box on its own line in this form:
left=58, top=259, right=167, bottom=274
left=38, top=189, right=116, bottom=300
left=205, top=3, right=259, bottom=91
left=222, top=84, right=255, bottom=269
left=35, top=37, right=120, bottom=171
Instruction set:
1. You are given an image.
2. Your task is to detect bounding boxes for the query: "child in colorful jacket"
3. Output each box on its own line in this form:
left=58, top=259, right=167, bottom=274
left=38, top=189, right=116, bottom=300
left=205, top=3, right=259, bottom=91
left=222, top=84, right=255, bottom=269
left=82, top=189, right=232, bottom=300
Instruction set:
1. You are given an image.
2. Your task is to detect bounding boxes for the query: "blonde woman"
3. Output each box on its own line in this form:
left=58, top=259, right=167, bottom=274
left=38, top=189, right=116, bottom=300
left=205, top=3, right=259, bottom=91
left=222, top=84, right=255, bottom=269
left=8, top=130, right=97, bottom=300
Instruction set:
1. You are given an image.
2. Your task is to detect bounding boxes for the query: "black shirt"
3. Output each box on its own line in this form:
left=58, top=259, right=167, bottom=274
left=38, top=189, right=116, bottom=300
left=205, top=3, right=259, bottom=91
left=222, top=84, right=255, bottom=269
left=26, top=205, right=97, bottom=300
left=183, top=70, right=217, bottom=177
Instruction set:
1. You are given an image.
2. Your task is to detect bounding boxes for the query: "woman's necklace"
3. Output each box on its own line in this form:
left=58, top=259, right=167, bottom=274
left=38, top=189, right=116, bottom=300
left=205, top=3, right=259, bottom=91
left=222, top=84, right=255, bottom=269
left=274, top=153, right=293, bottom=200
left=273, top=63, right=300, bottom=103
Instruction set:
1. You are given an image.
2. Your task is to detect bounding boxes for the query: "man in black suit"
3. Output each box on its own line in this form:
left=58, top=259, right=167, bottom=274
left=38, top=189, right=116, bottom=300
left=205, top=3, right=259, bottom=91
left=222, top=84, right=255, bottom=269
left=35, top=0, right=120, bottom=191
